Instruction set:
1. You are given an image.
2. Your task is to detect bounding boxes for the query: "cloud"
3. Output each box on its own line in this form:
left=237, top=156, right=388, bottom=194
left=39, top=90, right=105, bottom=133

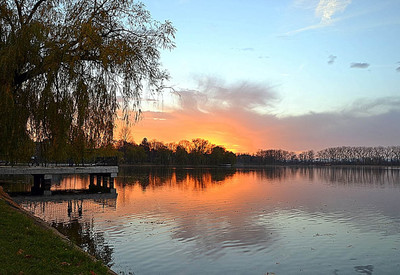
left=396, top=62, right=400, bottom=72
left=315, top=0, right=352, bottom=24
left=129, top=77, right=400, bottom=153
left=350, top=62, right=370, bottom=69
left=272, top=108, right=400, bottom=151
left=284, top=0, right=351, bottom=36
left=293, top=0, right=320, bottom=10
left=231, top=47, right=256, bottom=52
left=283, top=22, right=333, bottom=36
left=181, top=77, right=278, bottom=112
left=328, top=55, right=337, bottom=64
left=239, top=47, right=255, bottom=52
left=343, top=97, right=400, bottom=116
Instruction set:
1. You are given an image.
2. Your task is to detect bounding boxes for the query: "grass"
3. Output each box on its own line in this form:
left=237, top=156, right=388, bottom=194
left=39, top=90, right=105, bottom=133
left=0, top=198, right=111, bottom=275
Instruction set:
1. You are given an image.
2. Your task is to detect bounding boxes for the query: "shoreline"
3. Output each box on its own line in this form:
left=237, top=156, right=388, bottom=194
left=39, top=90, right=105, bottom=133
left=0, top=186, right=117, bottom=275
left=119, top=163, right=400, bottom=169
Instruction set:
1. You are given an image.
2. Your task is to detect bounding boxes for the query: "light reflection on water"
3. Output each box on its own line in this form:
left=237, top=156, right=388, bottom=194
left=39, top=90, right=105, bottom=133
left=16, top=167, right=400, bottom=274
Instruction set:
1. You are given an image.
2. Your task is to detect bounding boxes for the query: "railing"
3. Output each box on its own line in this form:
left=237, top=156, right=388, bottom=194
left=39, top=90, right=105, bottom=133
left=95, top=156, right=118, bottom=166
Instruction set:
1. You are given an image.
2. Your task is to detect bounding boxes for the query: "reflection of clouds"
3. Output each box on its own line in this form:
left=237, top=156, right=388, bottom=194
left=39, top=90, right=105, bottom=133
left=170, top=211, right=276, bottom=258
left=118, top=167, right=279, bottom=258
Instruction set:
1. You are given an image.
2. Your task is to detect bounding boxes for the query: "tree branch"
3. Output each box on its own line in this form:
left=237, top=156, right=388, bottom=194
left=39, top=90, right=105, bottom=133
left=13, top=0, right=23, bottom=26
left=0, top=4, right=16, bottom=33
left=26, top=0, right=47, bottom=24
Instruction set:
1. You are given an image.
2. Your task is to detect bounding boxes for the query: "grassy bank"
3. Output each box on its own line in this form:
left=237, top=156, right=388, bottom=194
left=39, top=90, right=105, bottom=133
left=0, top=188, right=112, bottom=275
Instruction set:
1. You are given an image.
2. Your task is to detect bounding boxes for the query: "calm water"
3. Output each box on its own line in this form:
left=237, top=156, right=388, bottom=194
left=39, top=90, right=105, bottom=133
left=14, top=167, right=400, bottom=274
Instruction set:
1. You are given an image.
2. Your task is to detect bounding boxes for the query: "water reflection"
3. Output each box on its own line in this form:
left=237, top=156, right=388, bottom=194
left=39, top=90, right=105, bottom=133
left=117, top=166, right=400, bottom=190
left=52, top=219, right=114, bottom=267
left=16, top=195, right=117, bottom=267
left=52, top=174, right=89, bottom=191
left=238, top=166, right=400, bottom=187
left=15, top=167, right=400, bottom=274
left=354, top=265, right=374, bottom=275
left=118, top=167, right=236, bottom=190
left=316, top=167, right=400, bottom=187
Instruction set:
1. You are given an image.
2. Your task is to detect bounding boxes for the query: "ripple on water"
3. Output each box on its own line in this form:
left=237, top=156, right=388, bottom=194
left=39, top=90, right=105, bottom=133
left=15, top=167, right=400, bottom=275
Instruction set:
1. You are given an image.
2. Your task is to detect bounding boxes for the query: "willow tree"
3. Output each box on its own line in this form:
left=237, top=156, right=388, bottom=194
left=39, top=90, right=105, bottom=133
left=0, top=0, right=175, bottom=163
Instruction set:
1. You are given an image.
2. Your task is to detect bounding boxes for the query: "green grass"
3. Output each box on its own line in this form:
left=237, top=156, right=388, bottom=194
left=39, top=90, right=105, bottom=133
left=0, top=199, right=111, bottom=275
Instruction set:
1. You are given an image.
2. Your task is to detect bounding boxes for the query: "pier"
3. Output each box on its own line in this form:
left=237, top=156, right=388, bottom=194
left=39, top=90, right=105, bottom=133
left=0, top=166, right=118, bottom=195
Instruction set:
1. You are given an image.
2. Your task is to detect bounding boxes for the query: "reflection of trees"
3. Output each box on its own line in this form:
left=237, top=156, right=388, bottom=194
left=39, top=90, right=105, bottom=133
left=117, top=167, right=236, bottom=191
left=16, top=196, right=117, bottom=267
left=259, top=167, right=290, bottom=181
left=52, top=219, right=114, bottom=267
left=238, top=166, right=313, bottom=181
left=0, top=174, right=32, bottom=193
left=233, top=167, right=400, bottom=187
left=119, top=166, right=400, bottom=189
left=316, top=167, right=400, bottom=187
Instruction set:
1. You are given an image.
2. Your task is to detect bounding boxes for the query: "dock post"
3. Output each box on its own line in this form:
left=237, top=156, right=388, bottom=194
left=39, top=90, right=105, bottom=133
left=103, top=174, right=108, bottom=189
left=110, top=173, right=117, bottom=194
left=31, top=174, right=44, bottom=195
left=89, top=174, right=95, bottom=188
left=96, top=174, right=102, bottom=187
left=43, top=175, right=52, bottom=196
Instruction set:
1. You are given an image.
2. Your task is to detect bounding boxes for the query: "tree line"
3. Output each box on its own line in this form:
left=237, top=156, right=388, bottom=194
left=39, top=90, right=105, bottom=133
left=237, top=146, right=400, bottom=166
left=115, top=138, right=236, bottom=166
left=2, top=136, right=400, bottom=166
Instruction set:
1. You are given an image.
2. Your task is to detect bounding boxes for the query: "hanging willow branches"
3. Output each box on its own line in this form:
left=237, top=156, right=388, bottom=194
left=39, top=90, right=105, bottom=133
left=0, top=0, right=175, bottom=162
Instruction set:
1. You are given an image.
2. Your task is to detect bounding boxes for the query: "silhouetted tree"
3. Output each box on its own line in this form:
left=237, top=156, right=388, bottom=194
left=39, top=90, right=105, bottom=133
left=115, top=137, right=237, bottom=166
left=209, top=146, right=236, bottom=165
left=140, top=138, right=150, bottom=162
left=174, top=145, right=189, bottom=165
left=316, top=146, right=400, bottom=165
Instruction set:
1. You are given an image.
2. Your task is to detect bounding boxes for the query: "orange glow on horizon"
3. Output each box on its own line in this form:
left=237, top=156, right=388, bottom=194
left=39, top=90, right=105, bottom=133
left=114, top=110, right=260, bottom=153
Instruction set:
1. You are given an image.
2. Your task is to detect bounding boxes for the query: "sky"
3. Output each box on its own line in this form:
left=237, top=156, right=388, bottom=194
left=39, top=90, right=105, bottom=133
left=121, top=0, right=400, bottom=153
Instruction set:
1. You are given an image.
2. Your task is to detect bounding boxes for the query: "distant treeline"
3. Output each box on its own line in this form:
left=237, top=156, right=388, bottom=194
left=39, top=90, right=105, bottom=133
left=237, top=146, right=400, bottom=166
left=4, top=135, right=400, bottom=167
left=115, top=138, right=236, bottom=166
left=117, top=142, right=400, bottom=166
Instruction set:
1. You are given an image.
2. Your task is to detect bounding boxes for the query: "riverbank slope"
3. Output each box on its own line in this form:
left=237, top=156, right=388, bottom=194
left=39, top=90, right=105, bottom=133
left=0, top=187, right=113, bottom=274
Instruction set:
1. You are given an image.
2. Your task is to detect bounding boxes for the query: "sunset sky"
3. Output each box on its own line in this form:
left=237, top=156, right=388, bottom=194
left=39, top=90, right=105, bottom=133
left=120, top=0, right=400, bottom=153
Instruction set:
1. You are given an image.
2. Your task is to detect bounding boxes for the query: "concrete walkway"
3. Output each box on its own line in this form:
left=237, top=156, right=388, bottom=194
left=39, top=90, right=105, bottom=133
left=0, top=166, right=118, bottom=176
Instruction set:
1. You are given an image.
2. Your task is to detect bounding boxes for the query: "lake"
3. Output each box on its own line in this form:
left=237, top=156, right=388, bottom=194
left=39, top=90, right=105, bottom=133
left=14, top=166, right=400, bottom=274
